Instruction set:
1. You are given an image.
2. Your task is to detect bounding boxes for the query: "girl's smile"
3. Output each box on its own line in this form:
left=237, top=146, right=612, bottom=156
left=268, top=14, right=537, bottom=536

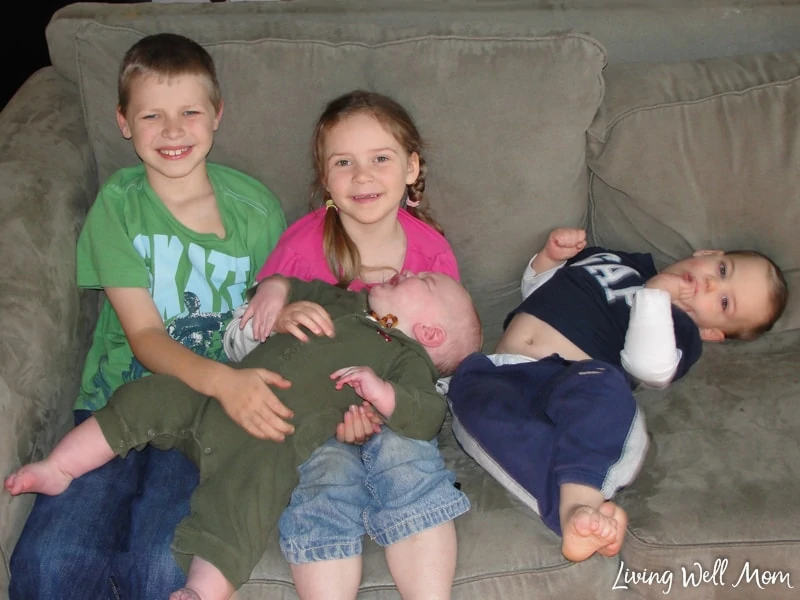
left=351, top=193, right=383, bottom=203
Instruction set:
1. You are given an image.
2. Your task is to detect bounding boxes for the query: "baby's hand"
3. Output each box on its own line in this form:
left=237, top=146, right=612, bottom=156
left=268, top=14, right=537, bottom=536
left=335, top=402, right=383, bottom=445
left=331, top=366, right=395, bottom=417
left=274, top=301, right=335, bottom=342
left=240, top=277, right=290, bottom=342
left=543, top=228, right=587, bottom=262
left=645, top=272, right=694, bottom=306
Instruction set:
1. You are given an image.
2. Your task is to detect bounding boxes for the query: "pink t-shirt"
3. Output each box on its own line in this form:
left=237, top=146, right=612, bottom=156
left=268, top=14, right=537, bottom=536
left=257, top=207, right=460, bottom=290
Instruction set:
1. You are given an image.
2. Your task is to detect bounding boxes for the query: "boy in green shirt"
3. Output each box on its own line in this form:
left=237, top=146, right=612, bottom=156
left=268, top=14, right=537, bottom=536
left=9, top=33, right=288, bottom=599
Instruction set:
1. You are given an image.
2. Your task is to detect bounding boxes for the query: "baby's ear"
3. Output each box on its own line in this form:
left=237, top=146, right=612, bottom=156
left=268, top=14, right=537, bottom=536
left=700, top=327, right=725, bottom=342
left=412, top=322, right=446, bottom=348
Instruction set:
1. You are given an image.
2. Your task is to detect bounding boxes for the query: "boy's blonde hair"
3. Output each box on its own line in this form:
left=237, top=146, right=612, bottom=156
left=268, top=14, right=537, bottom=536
left=724, top=250, right=788, bottom=340
left=311, top=90, right=445, bottom=287
left=118, top=33, right=222, bottom=115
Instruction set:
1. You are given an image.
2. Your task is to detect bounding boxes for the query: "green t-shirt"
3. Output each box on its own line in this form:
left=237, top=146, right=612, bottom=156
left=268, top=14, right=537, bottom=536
left=75, top=163, right=287, bottom=411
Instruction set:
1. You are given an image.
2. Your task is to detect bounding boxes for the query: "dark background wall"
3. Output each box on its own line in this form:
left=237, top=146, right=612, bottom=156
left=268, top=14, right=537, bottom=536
left=1, top=1, right=149, bottom=111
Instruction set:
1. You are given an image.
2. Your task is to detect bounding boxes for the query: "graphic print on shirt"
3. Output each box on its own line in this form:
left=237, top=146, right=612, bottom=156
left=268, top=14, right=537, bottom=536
left=166, top=292, right=231, bottom=360
left=121, top=234, right=252, bottom=378
left=571, top=252, right=644, bottom=307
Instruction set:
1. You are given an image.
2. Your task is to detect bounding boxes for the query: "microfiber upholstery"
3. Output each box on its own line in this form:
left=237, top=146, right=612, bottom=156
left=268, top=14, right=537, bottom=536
left=587, top=50, right=800, bottom=332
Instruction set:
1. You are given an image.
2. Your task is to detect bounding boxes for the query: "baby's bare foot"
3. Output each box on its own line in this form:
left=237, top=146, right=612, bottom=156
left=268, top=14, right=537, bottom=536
left=4, top=462, right=73, bottom=496
left=561, top=501, right=627, bottom=562
left=169, top=588, right=203, bottom=600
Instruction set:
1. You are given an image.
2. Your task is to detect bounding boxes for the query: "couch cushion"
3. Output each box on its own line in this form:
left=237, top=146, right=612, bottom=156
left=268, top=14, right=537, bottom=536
left=48, top=1, right=800, bottom=83
left=587, top=50, right=800, bottom=333
left=75, top=23, right=607, bottom=351
left=618, top=330, right=800, bottom=600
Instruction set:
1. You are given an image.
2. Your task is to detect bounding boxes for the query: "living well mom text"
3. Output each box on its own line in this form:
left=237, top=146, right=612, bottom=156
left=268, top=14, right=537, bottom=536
left=612, top=558, right=794, bottom=595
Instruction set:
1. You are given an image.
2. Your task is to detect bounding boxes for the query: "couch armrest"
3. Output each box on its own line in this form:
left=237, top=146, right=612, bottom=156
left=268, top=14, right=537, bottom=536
left=0, top=67, right=99, bottom=589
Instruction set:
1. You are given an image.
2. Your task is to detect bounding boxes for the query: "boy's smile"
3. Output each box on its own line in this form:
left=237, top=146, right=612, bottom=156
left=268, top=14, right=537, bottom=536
left=159, top=147, right=193, bottom=159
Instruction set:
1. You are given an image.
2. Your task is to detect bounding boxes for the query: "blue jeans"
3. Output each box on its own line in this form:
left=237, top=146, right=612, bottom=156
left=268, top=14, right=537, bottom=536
left=279, top=429, right=470, bottom=563
left=9, top=410, right=199, bottom=600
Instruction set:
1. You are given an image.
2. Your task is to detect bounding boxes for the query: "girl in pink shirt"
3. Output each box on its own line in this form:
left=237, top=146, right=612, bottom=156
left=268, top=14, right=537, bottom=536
left=256, top=207, right=458, bottom=292
left=239, top=90, right=469, bottom=600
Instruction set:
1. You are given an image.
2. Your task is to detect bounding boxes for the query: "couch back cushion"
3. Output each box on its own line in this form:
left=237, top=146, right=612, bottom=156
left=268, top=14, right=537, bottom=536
left=588, top=50, right=800, bottom=333
left=73, top=22, right=606, bottom=348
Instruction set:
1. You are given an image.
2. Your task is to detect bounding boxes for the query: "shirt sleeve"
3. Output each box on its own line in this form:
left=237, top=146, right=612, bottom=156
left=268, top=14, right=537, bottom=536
left=248, top=190, right=287, bottom=287
left=384, top=353, right=447, bottom=440
left=255, top=212, right=328, bottom=283
left=76, top=185, right=151, bottom=290
left=257, top=246, right=310, bottom=282
left=223, top=303, right=260, bottom=362
left=520, top=253, right=565, bottom=299
left=619, top=288, right=681, bottom=388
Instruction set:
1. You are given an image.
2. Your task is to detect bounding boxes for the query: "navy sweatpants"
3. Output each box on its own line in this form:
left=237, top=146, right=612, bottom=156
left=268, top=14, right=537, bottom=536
left=447, top=353, right=648, bottom=535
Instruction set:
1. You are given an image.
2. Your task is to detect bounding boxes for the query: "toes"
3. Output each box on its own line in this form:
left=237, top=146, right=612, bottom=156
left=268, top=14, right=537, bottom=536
left=4, top=473, right=23, bottom=495
left=598, top=500, right=617, bottom=518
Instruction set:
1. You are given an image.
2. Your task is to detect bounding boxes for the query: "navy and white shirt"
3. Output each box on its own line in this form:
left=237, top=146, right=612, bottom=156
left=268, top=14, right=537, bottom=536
left=504, top=247, right=702, bottom=381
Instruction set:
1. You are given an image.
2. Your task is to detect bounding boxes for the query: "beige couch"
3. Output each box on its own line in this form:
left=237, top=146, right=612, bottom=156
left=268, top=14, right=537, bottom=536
left=2, top=2, right=800, bottom=598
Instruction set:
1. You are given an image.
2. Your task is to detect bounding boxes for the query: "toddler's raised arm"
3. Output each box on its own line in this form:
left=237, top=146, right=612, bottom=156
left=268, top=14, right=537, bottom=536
left=521, top=228, right=587, bottom=298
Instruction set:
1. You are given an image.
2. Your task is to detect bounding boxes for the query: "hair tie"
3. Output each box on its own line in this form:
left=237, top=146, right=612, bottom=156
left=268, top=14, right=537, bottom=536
left=325, top=199, right=337, bottom=211
left=401, top=189, right=420, bottom=209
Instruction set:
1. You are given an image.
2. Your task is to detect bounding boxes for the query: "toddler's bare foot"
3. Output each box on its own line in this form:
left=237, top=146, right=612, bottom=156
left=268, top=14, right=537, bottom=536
left=561, top=501, right=627, bottom=562
left=169, top=588, right=203, bottom=600
left=4, top=461, right=73, bottom=496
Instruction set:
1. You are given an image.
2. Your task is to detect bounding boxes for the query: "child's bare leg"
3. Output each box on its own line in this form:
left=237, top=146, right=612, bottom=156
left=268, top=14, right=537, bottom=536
left=559, top=482, right=627, bottom=562
left=170, top=556, right=235, bottom=600
left=291, top=556, right=361, bottom=600
left=4, top=417, right=115, bottom=496
left=385, top=521, right=456, bottom=600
